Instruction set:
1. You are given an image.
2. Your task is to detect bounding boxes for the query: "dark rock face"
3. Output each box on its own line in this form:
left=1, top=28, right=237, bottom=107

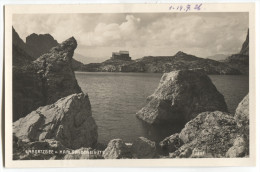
left=81, top=51, right=240, bottom=75
left=12, top=27, right=35, bottom=66
left=224, top=29, right=249, bottom=74
left=26, top=33, right=59, bottom=58
left=13, top=93, right=98, bottom=149
left=136, top=70, right=228, bottom=125
left=240, top=29, right=249, bottom=55
left=131, top=137, right=157, bottom=158
left=13, top=35, right=81, bottom=121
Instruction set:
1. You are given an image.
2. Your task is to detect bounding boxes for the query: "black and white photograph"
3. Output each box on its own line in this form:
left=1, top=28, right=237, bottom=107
left=3, top=3, right=256, bottom=168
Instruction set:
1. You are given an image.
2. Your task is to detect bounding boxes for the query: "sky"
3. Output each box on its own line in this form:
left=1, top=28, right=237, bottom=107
left=13, top=13, right=248, bottom=63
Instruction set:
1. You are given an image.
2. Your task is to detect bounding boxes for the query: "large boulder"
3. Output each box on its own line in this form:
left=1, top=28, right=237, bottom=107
left=103, top=139, right=131, bottom=159
left=13, top=93, right=98, bottom=149
left=131, top=137, right=157, bottom=159
left=174, top=111, right=239, bottom=158
left=13, top=34, right=82, bottom=121
left=136, top=70, right=228, bottom=125
left=160, top=94, right=250, bottom=158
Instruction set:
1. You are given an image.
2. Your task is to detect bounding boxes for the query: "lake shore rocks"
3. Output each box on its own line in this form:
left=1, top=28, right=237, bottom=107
left=159, top=133, right=183, bottom=153
left=103, top=139, right=131, bottom=159
left=13, top=93, right=98, bottom=149
left=131, top=137, right=157, bottom=159
left=136, top=69, right=228, bottom=125
left=160, top=93, right=249, bottom=158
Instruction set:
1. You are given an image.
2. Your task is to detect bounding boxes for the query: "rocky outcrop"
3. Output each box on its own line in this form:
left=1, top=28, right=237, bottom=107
left=233, top=93, right=249, bottom=156
left=131, top=137, right=157, bottom=158
left=32, top=37, right=82, bottom=104
left=159, top=133, right=183, bottom=153
left=160, top=93, right=249, bottom=158
left=240, top=29, right=249, bottom=55
left=103, top=139, right=131, bottom=159
left=81, top=51, right=240, bottom=75
left=170, top=111, right=239, bottom=158
left=13, top=35, right=81, bottom=121
left=13, top=93, right=98, bottom=149
left=224, top=29, right=249, bottom=74
left=136, top=70, right=228, bottom=125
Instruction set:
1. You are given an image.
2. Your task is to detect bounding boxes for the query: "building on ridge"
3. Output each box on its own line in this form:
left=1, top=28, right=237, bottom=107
left=111, top=51, right=131, bottom=60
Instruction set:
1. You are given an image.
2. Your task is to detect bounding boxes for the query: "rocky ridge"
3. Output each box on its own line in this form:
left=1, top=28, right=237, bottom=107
left=82, top=51, right=241, bottom=75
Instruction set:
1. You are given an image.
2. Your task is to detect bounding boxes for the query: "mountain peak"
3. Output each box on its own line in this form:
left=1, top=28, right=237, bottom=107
left=175, top=51, right=188, bottom=56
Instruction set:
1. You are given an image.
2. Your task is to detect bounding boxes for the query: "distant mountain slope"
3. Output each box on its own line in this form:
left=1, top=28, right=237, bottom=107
left=206, top=54, right=229, bottom=61
left=25, top=33, right=59, bottom=58
left=223, top=29, right=249, bottom=74
left=81, top=51, right=241, bottom=75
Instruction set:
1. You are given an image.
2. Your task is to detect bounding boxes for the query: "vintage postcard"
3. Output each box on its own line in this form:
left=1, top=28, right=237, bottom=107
left=4, top=3, right=256, bottom=168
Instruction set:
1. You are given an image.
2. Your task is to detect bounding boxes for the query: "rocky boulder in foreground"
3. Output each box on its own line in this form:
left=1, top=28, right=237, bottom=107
left=13, top=36, right=81, bottom=121
left=13, top=93, right=98, bottom=149
left=160, top=93, right=249, bottom=158
left=131, top=137, right=157, bottom=159
left=136, top=69, right=228, bottom=125
left=226, top=93, right=249, bottom=157
left=103, top=139, right=131, bottom=159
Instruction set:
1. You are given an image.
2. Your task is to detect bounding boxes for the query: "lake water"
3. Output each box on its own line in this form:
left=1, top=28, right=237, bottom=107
left=75, top=72, right=249, bottom=145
